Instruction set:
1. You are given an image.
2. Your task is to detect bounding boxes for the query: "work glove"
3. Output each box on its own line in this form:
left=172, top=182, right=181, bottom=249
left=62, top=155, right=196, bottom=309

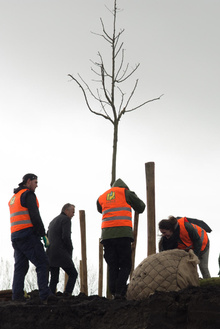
left=42, top=235, right=50, bottom=248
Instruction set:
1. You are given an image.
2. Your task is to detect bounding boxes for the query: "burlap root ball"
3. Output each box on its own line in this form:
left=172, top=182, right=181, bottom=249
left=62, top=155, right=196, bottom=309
left=127, top=249, right=199, bottom=300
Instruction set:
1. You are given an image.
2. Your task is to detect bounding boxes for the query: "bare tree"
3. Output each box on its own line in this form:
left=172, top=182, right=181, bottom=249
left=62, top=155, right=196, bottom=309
left=68, top=0, right=163, bottom=186
left=0, top=257, right=98, bottom=296
left=0, top=258, right=13, bottom=290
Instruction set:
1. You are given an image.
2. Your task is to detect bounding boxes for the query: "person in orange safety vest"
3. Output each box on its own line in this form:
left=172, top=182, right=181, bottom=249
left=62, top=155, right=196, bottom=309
left=158, top=216, right=211, bottom=278
left=8, top=173, right=53, bottom=302
left=97, top=178, right=145, bottom=299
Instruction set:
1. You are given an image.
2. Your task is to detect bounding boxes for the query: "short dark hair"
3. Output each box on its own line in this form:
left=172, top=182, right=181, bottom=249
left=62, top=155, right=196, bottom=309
left=158, top=216, right=177, bottom=232
left=61, top=203, right=75, bottom=213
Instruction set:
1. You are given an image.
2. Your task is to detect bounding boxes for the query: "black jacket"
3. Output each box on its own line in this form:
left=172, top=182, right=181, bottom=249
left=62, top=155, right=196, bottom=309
left=47, top=212, right=74, bottom=268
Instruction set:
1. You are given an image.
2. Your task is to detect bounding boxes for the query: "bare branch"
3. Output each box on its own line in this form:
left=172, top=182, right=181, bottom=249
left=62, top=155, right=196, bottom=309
left=125, top=94, right=164, bottom=113
left=100, top=18, right=113, bottom=41
left=114, top=29, right=124, bottom=48
left=118, top=63, right=140, bottom=83
left=98, top=52, right=111, bottom=78
left=91, top=30, right=111, bottom=44
left=100, top=64, right=113, bottom=106
left=115, top=48, right=125, bottom=80
left=114, top=41, right=123, bottom=59
left=68, top=74, right=114, bottom=123
left=97, top=89, right=112, bottom=118
left=117, top=86, right=125, bottom=115
left=120, top=79, right=139, bottom=115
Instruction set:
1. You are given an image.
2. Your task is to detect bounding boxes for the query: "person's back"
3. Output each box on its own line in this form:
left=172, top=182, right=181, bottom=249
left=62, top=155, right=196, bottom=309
left=97, top=178, right=146, bottom=299
left=48, top=215, right=70, bottom=245
left=97, top=178, right=146, bottom=242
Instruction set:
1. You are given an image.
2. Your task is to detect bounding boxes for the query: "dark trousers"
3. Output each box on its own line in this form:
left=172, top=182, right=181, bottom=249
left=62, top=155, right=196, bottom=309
left=103, top=237, right=132, bottom=296
left=12, top=234, right=51, bottom=301
left=49, top=265, right=78, bottom=294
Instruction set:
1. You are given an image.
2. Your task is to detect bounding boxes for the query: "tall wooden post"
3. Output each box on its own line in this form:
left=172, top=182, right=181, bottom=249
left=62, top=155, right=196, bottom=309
left=145, top=162, right=156, bottom=256
left=106, top=265, right=111, bottom=299
left=80, top=260, right=83, bottom=292
left=130, top=211, right=139, bottom=278
left=98, top=239, right=103, bottom=297
left=79, top=210, right=88, bottom=295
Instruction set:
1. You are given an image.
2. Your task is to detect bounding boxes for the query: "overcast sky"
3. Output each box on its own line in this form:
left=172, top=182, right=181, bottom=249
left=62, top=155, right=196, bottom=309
left=1, top=0, right=220, bottom=284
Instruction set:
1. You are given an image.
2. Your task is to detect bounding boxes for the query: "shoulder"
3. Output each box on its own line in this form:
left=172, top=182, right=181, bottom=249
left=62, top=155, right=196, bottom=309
left=24, top=190, right=36, bottom=200
left=57, top=213, right=71, bottom=225
left=51, top=213, right=69, bottom=223
left=20, top=189, right=36, bottom=207
left=184, top=222, right=194, bottom=231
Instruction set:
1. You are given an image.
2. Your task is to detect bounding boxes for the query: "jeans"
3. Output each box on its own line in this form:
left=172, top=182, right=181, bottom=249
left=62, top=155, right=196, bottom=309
left=103, top=237, right=132, bottom=296
left=49, top=265, right=78, bottom=294
left=12, top=234, right=51, bottom=300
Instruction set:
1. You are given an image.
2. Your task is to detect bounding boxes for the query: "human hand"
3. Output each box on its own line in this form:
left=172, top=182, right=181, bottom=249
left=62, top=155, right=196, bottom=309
left=42, top=235, right=50, bottom=248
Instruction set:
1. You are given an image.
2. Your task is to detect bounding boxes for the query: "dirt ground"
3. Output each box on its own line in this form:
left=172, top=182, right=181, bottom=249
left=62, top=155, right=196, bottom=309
left=0, top=285, right=219, bottom=329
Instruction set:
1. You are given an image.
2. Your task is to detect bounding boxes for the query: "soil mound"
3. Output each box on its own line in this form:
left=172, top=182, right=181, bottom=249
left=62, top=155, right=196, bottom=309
left=0, top=285, right=219, bottom=329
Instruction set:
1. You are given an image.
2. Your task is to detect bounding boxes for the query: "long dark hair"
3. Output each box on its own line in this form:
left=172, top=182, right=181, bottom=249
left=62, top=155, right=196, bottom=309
left=158, top=216, right=178, bottom=232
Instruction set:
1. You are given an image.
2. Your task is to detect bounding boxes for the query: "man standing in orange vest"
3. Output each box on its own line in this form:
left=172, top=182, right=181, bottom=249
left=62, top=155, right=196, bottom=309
left=9, top=173, right=53, bottom=302
left=97, top=178, right=145, bottom=299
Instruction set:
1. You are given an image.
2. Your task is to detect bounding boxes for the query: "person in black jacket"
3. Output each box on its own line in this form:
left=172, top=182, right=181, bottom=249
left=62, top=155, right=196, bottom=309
left=47, top=203, right=78, bottom=296
left=8, top=173, right=52, bottom=301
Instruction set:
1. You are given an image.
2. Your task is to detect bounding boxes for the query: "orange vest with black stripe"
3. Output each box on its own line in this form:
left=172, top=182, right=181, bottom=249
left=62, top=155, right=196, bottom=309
left=98, top=187, right=132, bottom=229
left=178, top=217, right=208, bottom=252
left=9, top=189, right=39, bottom=233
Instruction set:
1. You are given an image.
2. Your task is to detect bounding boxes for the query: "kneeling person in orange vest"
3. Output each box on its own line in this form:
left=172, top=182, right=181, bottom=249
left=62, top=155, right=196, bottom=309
left=159, top=216, right=211, bottom=278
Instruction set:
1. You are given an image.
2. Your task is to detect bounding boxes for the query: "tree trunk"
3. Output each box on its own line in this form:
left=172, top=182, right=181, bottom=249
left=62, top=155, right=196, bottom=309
left=110, top=121, right=118, bottom=186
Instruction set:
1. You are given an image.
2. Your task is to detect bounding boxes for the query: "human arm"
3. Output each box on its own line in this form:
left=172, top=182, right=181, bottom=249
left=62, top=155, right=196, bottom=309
left=24, top=191, right=46, bottom=237
left=184, top=222, right=202, bottom=256
left=96, top=199, right=102, bottom=214
left=62, top=217, right=73, bottom=255
left=125, top=190, right=146, bottom=214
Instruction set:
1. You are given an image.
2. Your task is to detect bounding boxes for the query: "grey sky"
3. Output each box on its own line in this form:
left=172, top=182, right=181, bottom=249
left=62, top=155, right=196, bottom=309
left=1, top=0, right=220, bottom=282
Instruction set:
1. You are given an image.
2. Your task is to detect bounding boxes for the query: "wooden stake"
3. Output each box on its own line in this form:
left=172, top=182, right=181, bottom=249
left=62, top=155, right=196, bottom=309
left=130, top=211, right=139, bottom=278
left=145, top=162, right=156, bottom=256
left=80, top=260, right=83, bottom=292
left=79, top=210, right=88, bottom=295
left=98, top=238, right=103, bottom=297
left=64, top=273, right=68, bottom=292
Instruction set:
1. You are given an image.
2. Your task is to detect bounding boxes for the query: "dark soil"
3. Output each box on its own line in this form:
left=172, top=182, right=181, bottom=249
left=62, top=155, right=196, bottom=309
left=0, top=286, right=219, bottom=329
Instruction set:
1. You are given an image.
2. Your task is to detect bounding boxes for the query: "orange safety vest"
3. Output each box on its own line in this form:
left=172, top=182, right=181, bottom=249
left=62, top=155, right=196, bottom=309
left=178, top=217, right=208, bottom=252
left=9, top=189, right=39, bottom=233
left=98, top=187, right=132, bottom=229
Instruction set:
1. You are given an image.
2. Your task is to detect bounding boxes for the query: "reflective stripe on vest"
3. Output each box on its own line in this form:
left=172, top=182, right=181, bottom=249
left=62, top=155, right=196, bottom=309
left=10, top=210, right=29, bottom=218
left=191, top=222, right=207, bottom=251
left=98, top=187, right=132, bottom=229
left=9, top=189, right=34, bottom=233
left=178, top=217, right=208, bottom=252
